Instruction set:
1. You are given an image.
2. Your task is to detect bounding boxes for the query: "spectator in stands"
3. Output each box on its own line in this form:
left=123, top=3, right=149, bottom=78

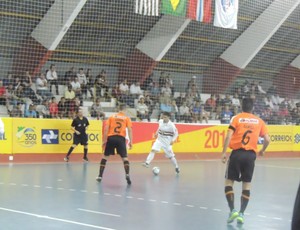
left=144, top=94, right=154, bottom=118
left=187, top=83, right=201, bottom=101
left=86, top=68, right=94, bottom=99
left=271, top=93, right=281, bottom=112
left=191, top=101, right=208, bottom=123
left=71, top=76, right=82, bottom=100
left=260, top=105, right=273, bottom=124
left=77, top=68, right=87, bottom=99
left=161, top=82, right=172, bottom=99
left=68, top=97, right=80, bottom=119
left=165, top=73, right=174, bottom=95
left=24, top=104, right=38, bottom=118
left=3, top=72, right=14, bottom=87
left=291, top=105, right=300, bottom=125
left=0, top=80, right=7, bottom=105
left=10, top=103, right=23, bottom=117
left=141, top=73, right=154, bottom=91
left=58, top=97, right=68, bottom=118
left=186, top=76, right=199, bottom=93
left=119, top=79, right=130, bottom=105
left=111, top=83, right=121, bottom=101
left=267, top=84, right=277, bottom=96
left=14, top=84, right=26, bottom=104
left=231, top=93, right=241, bottom=109
left=90, top=98, right=105, bottom=120
left=65, top=84, right=76, bottom=111
left=150, top=81, right=160, bottom=102
left=136, top=96, right=149, bottom=121
left=36, top=73, right=53, bottom=99
left=205, top=94, right=216, bottom=113
left=179, top=101, right=192, bottom=123
left=176, top=92, right=186, bottom=107
left=46, top=64, right=59, bottom=95
left=160, top=99, right=172, bottom=114
left=220, top=105, right=233, bottom=124
left=40, top=100, right=51, bottom=118
left=278, top=103, right=290, bottom=124
left=5, top=83, right=18, bottom=107
left=64, top=66, right=76, bottom=85
left=170, top=99, right=178, bottom=122
left=264, top=96, right=274, bottom=111
left=129, top=81, right=143, bottom=99
left=94, top=70, right=109, bottom=98
left=20, top=71, right=40, bottom=104
left=49, top=97, right=59, bottom=118
left=241, top=80, right=250, bottom=97
left=221, top=94, right=232, bottom=108
left=158, top=72, right=166, bottom=88
left=255, top=81, right=266, bottom=95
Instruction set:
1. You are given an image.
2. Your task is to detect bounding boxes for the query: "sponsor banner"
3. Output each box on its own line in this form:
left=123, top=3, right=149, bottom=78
left=0, top=118, right=13, bottom=154
left=292, top=126, right=300, bottom=151
left=12, top=118, right=102, bottom=154
left=128, top=123, right=295, bottom=154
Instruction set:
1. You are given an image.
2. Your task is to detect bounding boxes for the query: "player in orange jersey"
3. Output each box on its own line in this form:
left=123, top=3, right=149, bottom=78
left=96, top=104, right=133, bottom=185
left=221, top=98, right=270, bottom=224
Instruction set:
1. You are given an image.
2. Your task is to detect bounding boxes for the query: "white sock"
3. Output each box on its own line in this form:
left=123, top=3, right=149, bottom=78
left=170, top=156, right=178, bottom=168
left=146, top=151, right=155, bottom=164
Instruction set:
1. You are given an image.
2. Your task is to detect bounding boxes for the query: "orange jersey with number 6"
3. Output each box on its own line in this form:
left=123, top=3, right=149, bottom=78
left=228, top=112, right=268, bottom=152
left=106, top=112, right=132, bottom=138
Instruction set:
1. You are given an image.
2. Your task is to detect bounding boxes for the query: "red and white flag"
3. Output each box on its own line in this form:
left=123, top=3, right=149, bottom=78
left=187, top=0, right=212, bottom=23
left=135, top=0, right=159, bottom=16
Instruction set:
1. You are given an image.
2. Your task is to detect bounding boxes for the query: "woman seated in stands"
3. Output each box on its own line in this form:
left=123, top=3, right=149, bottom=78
left=190, top=101, right=209, bottom=123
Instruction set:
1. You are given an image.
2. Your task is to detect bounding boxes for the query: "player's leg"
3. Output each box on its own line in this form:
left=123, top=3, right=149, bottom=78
left=116, top=136, right=131, bottom=185
left=225, top=150, right=240, bottom=223
left=237, top=150, right=256, bottom=224
left=96, top=137, right=114, bottom=182
left=292, top=183, right=300, bottom=230
left=163, top=145, right=179, bottom=174
left=142, top=140, right=161, bottom=167
left=82, top=134, right=89, bottom=161
left=64, top=136, right=78, bottom=162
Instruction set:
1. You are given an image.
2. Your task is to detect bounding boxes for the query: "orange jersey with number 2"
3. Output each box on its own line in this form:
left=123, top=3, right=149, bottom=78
left=229, top=112, right=268, bottom=152
left=106, top=112, right=132, bottom=138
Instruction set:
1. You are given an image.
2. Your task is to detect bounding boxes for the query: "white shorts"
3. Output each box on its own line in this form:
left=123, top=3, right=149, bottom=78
left=151, top=140, right=175, bottom=158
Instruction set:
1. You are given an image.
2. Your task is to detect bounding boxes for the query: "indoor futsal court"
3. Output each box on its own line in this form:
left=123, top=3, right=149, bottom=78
left=1, top=158, right=299, bottom=230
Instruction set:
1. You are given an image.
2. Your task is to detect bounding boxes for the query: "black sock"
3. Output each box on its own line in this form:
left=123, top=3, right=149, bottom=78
left=240, top=190, right=250, bottom=214
left=99, top=159, right=107, bottom=177
left=123, top=160, right=130, bottom=175
left=84, top=148, right=88, bottom=158
left=225, top=186, right=235, bottom=211
left=67, top=147, right=74, bottom=157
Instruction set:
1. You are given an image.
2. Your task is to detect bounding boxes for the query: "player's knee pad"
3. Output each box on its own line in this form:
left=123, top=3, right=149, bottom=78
left=123, top=160, right=129, bottom=166
left=242, top=190, right=250, bottom=199
left=225, top=186, right=233, bottom=193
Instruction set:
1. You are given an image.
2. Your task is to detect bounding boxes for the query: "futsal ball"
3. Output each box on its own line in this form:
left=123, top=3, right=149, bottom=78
left=152, top=166, right=160, bottom=175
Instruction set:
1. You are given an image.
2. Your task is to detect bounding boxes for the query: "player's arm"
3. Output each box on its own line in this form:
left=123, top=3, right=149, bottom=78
left=102, top=123, right=109, bottom=146
left=221, top=129, right=234, bottom=163
left=127, top=126, right=133, bottom=149
left=170, top=124, right=178, bottom=145
left=257, top=133, right=270, bottom=156
left=71, top=125, right=80, bottom=135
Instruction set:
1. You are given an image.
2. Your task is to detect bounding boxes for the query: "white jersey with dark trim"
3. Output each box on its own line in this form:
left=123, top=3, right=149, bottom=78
left=156, top=119, right=178, bottom=145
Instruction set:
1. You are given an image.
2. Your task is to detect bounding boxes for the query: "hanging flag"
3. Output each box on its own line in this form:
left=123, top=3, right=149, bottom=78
left=214, top=0, right=239, bottom=29
left=135, top=0, right=159, bottom=16
left=161, top=0, right=187, bottom=17
left=187, top=0, right=212, bottom=23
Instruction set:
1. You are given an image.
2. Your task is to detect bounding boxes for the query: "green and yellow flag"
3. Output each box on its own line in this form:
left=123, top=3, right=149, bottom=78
left=161, top=0, right=187, bottom=16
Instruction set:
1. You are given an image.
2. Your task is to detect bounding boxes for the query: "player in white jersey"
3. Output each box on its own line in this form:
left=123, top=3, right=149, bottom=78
left=142, top=112, right=180, bottom=174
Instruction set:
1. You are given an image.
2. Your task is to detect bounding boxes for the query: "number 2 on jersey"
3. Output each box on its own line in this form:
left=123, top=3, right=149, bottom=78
left=114, top=122, right=122, bottom=134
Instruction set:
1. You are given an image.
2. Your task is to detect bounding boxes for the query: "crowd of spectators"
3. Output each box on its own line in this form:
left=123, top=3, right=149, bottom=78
left=1, top=65, right=300, bottom=125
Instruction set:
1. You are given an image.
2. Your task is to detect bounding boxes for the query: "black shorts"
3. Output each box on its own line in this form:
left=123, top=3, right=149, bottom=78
left=73, top=133, right=88, bottom=146
left=225, top=149, right=256, bottom=183
left=104, top=135, right=127, bottom=158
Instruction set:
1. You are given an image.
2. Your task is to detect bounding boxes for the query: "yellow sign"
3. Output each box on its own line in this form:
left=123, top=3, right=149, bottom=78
left=12, top=118, right=102, bottom=154
left=0, top=118, right=13, bottom=154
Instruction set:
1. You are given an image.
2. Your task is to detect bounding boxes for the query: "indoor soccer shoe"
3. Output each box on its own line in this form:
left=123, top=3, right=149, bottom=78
left=175, top=167, right=180, bottom=174
left=236, top=212, right=244, bottom=224
left=64, top=156, right=69, bottom=162
left=126, top=175, right=132, bottom=185
left=227, top=210, right=239, bottom=223
left=142, top=162, right=150, bottom=168
left=96, top=176, right=102, bottom=182
left=83, top=157, right=89, bottom=162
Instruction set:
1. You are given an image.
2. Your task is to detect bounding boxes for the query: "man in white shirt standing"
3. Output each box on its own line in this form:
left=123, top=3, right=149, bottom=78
left=129, top=81, right=143, bottom=99
left=142, top=112, right=180, bottom=174
left=46, top=64, right=59, bottom=95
